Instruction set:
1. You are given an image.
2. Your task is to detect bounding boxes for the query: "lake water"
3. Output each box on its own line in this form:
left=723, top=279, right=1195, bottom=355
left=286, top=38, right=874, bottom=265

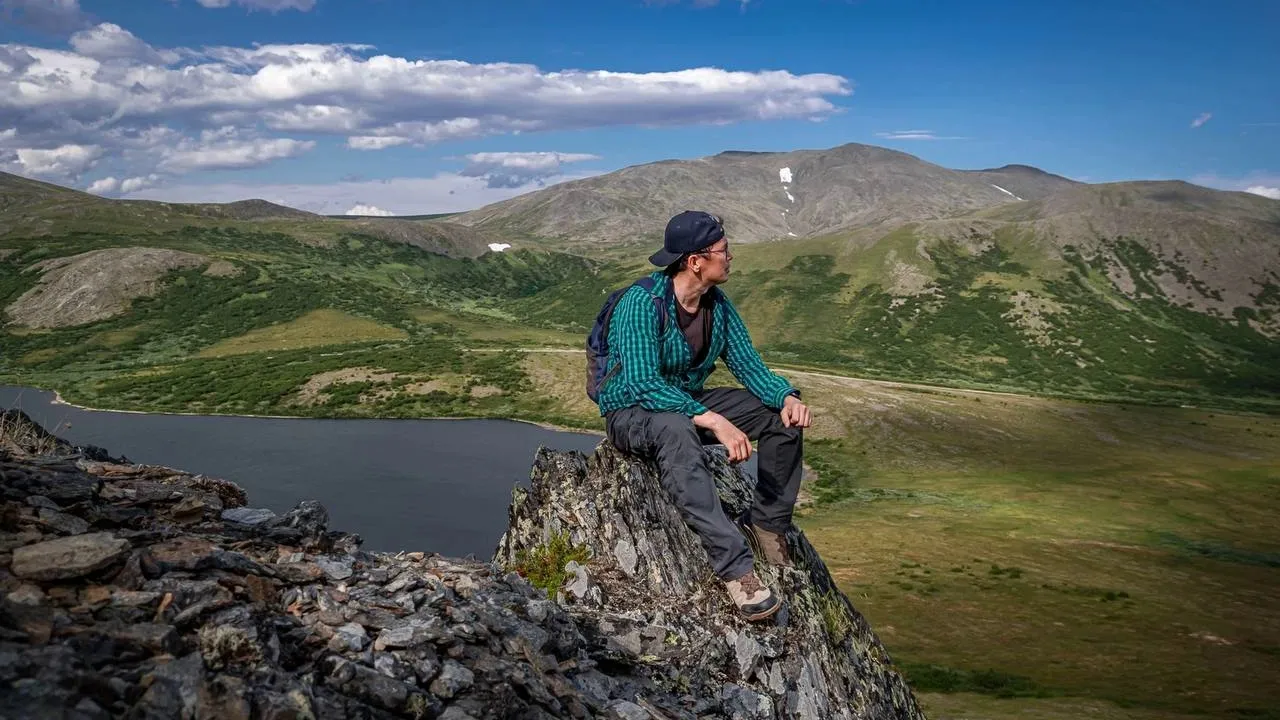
left=0, top=385, right=606, bottom=558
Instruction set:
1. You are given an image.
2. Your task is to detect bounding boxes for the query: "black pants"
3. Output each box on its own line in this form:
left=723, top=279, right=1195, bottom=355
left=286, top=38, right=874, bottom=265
left=605, top=388, right=804, bottom=581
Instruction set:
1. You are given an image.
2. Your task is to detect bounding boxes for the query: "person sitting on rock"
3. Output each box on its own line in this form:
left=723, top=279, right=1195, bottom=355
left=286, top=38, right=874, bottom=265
left=593, top=210, right=812, bottom=622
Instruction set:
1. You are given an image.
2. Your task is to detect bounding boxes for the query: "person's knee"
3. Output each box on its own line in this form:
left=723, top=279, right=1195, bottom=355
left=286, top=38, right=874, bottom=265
left=764, top=412, right=803, bottom=439
left=651, top=413, right=698, bottom=444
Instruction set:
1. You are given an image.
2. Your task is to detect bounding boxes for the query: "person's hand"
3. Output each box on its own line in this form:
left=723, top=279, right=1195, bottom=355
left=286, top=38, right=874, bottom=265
left=694, top=411, right=753, bottom=463
left=781, top=395, right=811, bottom=429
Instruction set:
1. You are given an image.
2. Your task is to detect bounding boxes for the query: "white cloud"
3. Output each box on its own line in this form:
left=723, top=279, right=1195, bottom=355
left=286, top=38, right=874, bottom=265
left=121, top=174, right=160, bottom=193
left=875, top=130, right=966, bottom=141
left=69, top=23, right=164, bottom=63
left=1246, top=186, right=1280, bottom=200
left=0, top=32, right=850, bottom=183
left=87, top=176, right=119, bottom=194
left=195, top=0, right=316, bottom=11
left=123, top=170, right=603, bottom=215
left=1191, top=112, right=1212, bottom=128
left=346, top=204, right=394, bottom=216
left=459, top=151, right=601, bottom=188
left=157, top=128, right=315, bottom=172
left=13, top=144, right=102, bottom=178
left=0, top=0, right=88, bottom=34
left=85, top=172, right=160, bottom=196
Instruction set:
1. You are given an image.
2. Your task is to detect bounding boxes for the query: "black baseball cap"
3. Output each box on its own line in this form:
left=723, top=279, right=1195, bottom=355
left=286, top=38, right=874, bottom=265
left=648, top=210, right=725, bottom=267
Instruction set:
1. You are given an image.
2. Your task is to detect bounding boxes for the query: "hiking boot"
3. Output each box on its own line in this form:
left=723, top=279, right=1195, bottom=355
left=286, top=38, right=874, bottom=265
left=749, top=524, right=794, bottom=568
left=725, top=570, right=781, bottom=622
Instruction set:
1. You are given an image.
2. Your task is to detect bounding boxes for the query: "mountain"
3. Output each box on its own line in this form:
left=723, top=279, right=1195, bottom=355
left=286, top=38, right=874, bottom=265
left=2, top=145, right=1279, bottom=412
left=451, top=143, right=1026, bottom=248
left=0, top=172, right=491, bottom=259
left=962, top=163, right=1081, bottom=201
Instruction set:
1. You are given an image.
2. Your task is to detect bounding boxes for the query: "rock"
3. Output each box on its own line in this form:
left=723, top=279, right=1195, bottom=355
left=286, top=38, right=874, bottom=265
left=269, top=500, right=328, bottom=537
left=11, top=532, right=130, bottom=581
left=0, top=599, right=54, bottom=643
left=374, top=616, right=444, bottom=651
left=221, top=507, right=277, bottom=526
left=316, top=557, right=353, bottom=581
left=496, top=441, right=926, bottom=720
left=133, top=652, right=205, bottom=718
left=730, top=630, right=764, bottom=679
left=609, top=700, right=650, bottom=720
left=429, top=658, right=474, bottom=699
left=102, top=622, right=181, bottom=655
left=37, top=507, right=90, bottom=535
left=563, top=560, right=590, bottom=599
left=324, top=655, right=421, bottom=713
left=722, top=683, right=774, bottom=720
left=147, top=536, right=218, bottom=572
left=613, top=539, right=638, bottom=577
left=168, top=495, right=208, bottom=522
left=328, top=622, right=368, bottom=652
left=251, top=688, right=315, bottom=720
left=6, top=584, right=45, bottom=606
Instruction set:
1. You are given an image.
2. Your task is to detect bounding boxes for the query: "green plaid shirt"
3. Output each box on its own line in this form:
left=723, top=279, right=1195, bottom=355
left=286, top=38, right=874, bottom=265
left=596, top=272, right=797, bottom=417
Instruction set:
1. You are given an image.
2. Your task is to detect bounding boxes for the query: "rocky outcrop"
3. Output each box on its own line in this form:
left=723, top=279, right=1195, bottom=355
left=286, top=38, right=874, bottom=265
left=0, top=412, right=924, bottom=718
left=4, top=247, right=212, bottom=328
left=497, top=443, right=923, bottom=720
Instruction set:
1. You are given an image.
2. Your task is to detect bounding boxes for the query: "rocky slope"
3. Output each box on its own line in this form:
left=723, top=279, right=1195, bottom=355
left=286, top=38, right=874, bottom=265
left=0, top=411, right=923, bottom=719
left=497, top=445, right=922, bottom=720
left=4, top=247, right=236, bottom=329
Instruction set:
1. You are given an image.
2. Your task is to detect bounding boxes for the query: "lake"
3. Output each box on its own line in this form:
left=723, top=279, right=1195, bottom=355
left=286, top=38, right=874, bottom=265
left=0, top=385, right=605, bottom=558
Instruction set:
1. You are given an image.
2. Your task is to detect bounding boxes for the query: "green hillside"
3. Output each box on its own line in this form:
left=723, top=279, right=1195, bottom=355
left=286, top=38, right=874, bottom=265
left=3, top=214, right=1279, bottom=417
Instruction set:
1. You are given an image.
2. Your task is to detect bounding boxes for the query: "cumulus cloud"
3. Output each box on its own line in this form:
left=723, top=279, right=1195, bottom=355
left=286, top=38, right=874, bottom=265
left=1246, top=186, right=1280, bottom=200
left=156, top=128, right=315, bottom=172
left=12, top=144, right=102, bottom=179
left=346, top=204, right=394, bottom=216
left=86, top=173, right=160, bottom=196
left=1191, top=112, right=1212, bottom=128
left=875, top=130, right=966, bottom=141
left=123, top=170, right=603, bottom=215
left=0, top=0, right=89, bottom=34
left=0, top=27, right=850, bottom=183
left=87, top=176, right=119, bottom=194
left=459, top=151, right=601, bottom=188
left=69, top=22, right=167, bottom=63
left=195, top=0, right=316, bottom=11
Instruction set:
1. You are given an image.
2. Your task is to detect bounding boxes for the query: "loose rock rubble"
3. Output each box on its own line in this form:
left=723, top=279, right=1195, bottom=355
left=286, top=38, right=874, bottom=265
left=0, top=410, right=924, bottom=719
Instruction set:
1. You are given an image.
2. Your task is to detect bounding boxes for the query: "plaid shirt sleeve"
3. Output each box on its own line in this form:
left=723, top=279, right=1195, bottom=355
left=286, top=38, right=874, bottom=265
left=719, top=295, right=797, bottom=409
left=608, top=287, right=710, bottom=416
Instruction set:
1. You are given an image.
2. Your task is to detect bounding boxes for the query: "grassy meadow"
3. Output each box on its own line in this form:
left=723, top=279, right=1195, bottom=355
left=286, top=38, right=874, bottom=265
left=2, top=225, right=1278, bottom=718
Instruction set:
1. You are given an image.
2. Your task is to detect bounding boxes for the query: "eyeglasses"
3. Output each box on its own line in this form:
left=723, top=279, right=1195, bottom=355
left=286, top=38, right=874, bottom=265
left=698, top=246, right=732, bottom=260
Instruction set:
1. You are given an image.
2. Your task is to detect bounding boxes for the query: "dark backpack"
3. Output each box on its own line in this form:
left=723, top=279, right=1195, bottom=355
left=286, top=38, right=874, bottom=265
left=585, top=276, right=670, bottom=402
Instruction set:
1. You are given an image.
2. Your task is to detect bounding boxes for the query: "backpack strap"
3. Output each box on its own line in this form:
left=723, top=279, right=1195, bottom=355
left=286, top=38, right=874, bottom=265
left=632, top=275, right=670, bottom=335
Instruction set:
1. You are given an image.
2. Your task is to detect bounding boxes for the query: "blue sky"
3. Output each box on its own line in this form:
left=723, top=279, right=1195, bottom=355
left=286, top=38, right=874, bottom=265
left=1, top=0, right=1277, bottom=213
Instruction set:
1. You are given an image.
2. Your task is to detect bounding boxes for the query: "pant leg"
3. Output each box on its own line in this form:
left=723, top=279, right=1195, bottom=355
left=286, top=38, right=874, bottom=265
left=692, top=388, right=804, bottom=533
left=606, top=406, right=755, bottom=581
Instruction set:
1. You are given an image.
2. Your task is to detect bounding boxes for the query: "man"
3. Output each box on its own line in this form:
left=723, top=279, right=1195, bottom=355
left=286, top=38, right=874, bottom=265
left=595, top=210, right=812, bottom=622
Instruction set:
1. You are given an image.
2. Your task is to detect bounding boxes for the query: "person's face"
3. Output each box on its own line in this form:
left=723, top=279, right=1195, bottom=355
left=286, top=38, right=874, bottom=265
left=693, top=238, right=732, bottom=283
